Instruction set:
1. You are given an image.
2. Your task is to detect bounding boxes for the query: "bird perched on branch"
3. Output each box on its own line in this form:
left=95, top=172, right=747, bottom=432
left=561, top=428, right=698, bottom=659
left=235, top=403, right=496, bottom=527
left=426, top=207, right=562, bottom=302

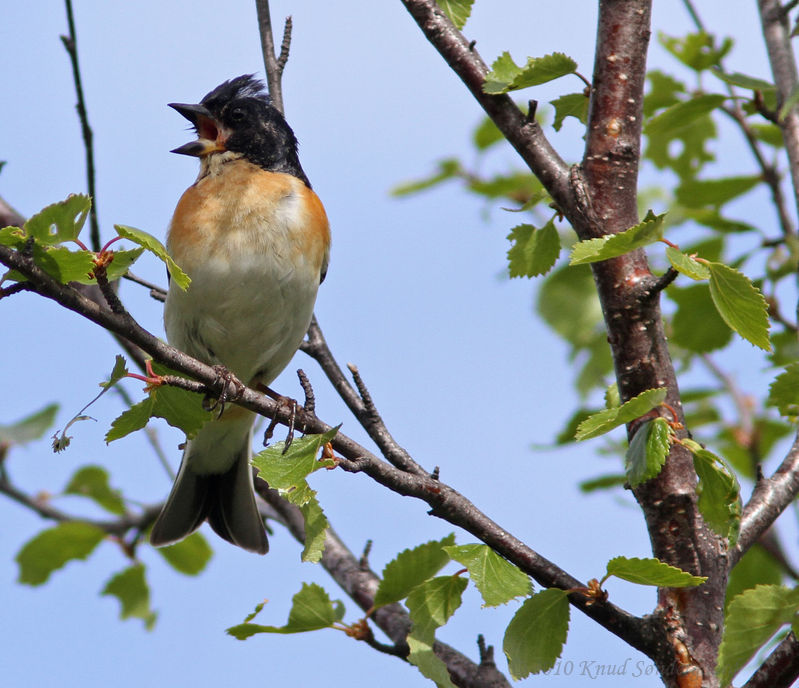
left=150, top=75, right=330, bottom=554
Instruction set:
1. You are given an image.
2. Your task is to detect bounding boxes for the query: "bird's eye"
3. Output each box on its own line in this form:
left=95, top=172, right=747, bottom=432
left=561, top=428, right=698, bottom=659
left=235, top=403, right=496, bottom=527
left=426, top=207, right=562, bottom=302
left=230, top=107, right=245, bottom=122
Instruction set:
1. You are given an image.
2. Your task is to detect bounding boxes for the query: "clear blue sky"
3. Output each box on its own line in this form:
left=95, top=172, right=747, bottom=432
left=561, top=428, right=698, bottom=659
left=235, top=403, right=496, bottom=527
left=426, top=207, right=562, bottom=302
left=0, top=2, right=781, bottom=686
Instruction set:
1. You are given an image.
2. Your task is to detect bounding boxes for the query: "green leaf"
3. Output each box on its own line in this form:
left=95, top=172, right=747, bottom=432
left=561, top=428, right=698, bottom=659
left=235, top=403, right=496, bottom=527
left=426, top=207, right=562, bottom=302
left=503, top=589, right=570, bottom=678
left=778, top=83, right=799, bottom=121
left=507, top=220, right=561, bottom=278
left=391, top=159, right=462, bottom=197
left=678, top=207, right=755, bottom=233
left=251, top=427, right=339, bottom=493
left=151, top=384, right=214, bottom=438
left=472, top=117, right=504, bottom=150
left=104, top=247, right=145, bottom=281
left=105, top=396, right=154, bottom=442
left=625, top=418, right=672, bottom=487
left=106, top=376, right=213, bottom=443
left=16, top=522, right=106, bottom=585
left=578, top=474, right=626, bottom=493
left=707, top=262, right=771, bottom=351
left=538, top=263, right=603, bottom=349
left=718, top=585, right=799, bottom=686
left=435, top=0, right=473, bottom=29
left=484, top=52, right=577, bottom=94
left=34, top=245, right=96, bottom=284
left=156, top=532, right=213, bottom=575
left=644, top=70, right=686, bottom=116
left=64, top=465, right=126, bottom=515
left=646, top=107, right=717, bottom=179
left=102, top=355, right=130, bottom=389
left=0, top=225, right=26, bottom=248
left=101, top=564, right=157, bottom=629
left=227, top=583, right=343, bottom=638
left=374, top=534, right=456, bottom=608
left=710, top=67, right=775, bottom=92
left=483, top=52, right=523, bottom=94
left=511, top=53, right=578, bottom=90
left=404, top=575, right=466, bottom=687
left=0, top=403, right=58, bottom=446
left=604, top=556, right=707, bottom=587
left=253, top=429, right=336, bottom=561
left=444, top=544, right=532, bottom=606
left=750, top=123, right=784, bottom=148
left=676, top=175, right=761, bottom=209
left=575, top=387, right=668, bottom=441
left=604, top=383, right=621, bottom=409
left=670, top=285, right=732, bottom=353
left=644, top=94, right=726, bottom=138
left=115, top=224, right=190, bottom=289
left=665, top=246, right=710, bottom=281
left=767, top=363, right=799, bottom=416
left=689, top=445, right=742, bottom=543
left=726, top=545, right=785, bottom=611
left=569, top=211, right=665, bottom=265
left=407, top=575, right=468, bottom=643
left=299, top=496, right=329, bottom=563
left=24, top=194, right=91, bottom=245
left=407, top=636, right=458, bottom=688
left=469, top=172, right=544, bottom=201
left=660, top=31, right=733, bottom=71
left=550, top=92, right=589, bottom=131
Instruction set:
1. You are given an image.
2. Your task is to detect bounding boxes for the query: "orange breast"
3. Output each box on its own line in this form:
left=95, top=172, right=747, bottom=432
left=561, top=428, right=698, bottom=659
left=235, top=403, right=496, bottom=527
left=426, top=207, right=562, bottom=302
left=167, top=159, right=330, bottom=280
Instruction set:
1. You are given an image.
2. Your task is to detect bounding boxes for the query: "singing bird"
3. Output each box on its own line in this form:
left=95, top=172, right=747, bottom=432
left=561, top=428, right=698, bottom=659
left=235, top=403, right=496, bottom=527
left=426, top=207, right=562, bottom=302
left=150, top=75, right=330, bottom=554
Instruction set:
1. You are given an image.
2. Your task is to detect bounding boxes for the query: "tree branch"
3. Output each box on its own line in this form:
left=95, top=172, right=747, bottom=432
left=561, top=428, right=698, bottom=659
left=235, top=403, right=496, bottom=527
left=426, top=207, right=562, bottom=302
left=255, top=482, right=512, bottom=688
left=399, top=0, right=572, bottom=211
left=0, top=464, right=161, bottom=538
left=742, top=631, right=799, bottom=688
left=254, top=0, right=290, bottom=115
left=758, top=0, right=799, bottom=220
left=61, top=0, right=100, bottom=251
left=733, top=431, right=799, bottom=566
left=0, top=240, right=656, bottom=658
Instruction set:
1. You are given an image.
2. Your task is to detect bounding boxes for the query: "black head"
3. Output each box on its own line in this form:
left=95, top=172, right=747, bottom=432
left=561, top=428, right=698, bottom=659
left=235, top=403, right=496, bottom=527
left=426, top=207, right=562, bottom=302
left=169, top=74, right=309, bottom=186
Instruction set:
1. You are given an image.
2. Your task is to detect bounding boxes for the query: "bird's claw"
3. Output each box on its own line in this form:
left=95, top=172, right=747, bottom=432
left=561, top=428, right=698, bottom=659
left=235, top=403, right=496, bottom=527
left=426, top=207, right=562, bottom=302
left=203, top=365, right=245, bottom=418
left=262, top=395, right=298, bottom=453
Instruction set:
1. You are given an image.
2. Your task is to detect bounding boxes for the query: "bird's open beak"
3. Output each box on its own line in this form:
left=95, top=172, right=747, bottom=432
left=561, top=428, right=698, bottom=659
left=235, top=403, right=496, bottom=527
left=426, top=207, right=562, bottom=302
left=168, top=102, right=228, bottom=156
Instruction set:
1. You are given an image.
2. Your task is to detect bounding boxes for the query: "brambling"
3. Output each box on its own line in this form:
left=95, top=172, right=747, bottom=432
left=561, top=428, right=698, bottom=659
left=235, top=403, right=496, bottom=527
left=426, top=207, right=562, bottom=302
left=150, top=75, right=330, bottom=554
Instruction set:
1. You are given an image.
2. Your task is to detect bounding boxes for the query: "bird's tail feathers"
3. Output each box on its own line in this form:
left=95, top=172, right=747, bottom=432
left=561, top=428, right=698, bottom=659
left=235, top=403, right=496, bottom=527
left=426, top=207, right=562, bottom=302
left=150, top=430, right=268, bottom=554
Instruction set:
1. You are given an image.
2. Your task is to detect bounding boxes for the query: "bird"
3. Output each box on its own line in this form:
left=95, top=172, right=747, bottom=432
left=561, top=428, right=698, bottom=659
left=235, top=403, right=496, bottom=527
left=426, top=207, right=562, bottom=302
left=149, top=75, right=330, bottom=554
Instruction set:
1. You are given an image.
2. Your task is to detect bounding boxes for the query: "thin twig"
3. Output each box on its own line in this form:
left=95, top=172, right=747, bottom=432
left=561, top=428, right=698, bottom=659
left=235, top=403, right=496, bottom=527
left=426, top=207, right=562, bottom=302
left=61, top=0, right=100, bottom=251
left=0, top=282, right=35, bottom=299
left=0, top=466, right=161, bottom=537
left=297, top=369, right=316, bottom=416
left=649, top=267, right=679, bottom=295
left=254, top=0, right=289, bottom=115
left=700, top=354, right=755, bottom=454
left=720, top=102, right=795, bottom=238
left=783, top=0, right=799, bottom=17
left=277, top=17, right=293, bottom=73
left=122, top=271, right=167, bottom=302
left=680, top=0, right=706, bottom=32
left=302, top=318, right=427, bottom=475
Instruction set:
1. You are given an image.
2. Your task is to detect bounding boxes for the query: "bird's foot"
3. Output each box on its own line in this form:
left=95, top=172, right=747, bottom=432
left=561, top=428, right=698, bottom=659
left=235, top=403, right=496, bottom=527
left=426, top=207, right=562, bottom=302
left=258, top=385, right=299, bottom=453
left=203, top=365, right=245, bottom=418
